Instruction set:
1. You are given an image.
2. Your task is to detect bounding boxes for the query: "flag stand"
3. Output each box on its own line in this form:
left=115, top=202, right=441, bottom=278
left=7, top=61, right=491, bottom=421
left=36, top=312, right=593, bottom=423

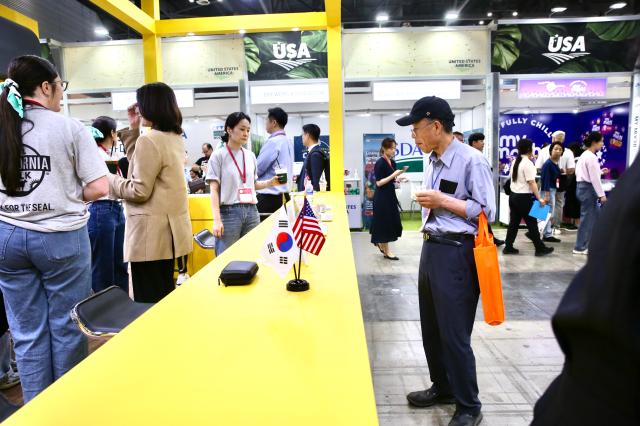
left=287, top=224, right=310, bottom=292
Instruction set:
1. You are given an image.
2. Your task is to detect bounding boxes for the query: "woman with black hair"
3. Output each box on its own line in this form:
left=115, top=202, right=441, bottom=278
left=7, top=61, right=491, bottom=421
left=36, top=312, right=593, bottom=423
left=108, top=83, right=192, bottom=302
left=88, top=116, right=128, bottom=293
left=503, top=139, right=554, bottom=256
left=370, top=137, right=406, bottom=260
left=573, top=131, right=607, bottom=255
left=205, top=112, right=280, bottom=254
left=0, top=55, right=109, bottom=401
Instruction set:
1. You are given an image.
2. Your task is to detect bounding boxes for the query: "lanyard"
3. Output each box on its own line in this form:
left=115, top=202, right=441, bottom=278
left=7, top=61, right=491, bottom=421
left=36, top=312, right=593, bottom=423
left=430, top=160, right=444, bottom=190
left=23, top=99, right=47, bottom=109
left=382, top=155, right=393, bottom=170
left=226, top=143, right=246, bottom=184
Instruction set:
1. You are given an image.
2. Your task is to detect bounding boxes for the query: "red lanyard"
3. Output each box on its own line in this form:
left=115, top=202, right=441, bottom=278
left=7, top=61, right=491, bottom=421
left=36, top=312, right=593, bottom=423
left=382, top=155, right=393, bottom=170
left=23, top=99, right=47, bottom=108
left=226, top=144, right=246, bottom=184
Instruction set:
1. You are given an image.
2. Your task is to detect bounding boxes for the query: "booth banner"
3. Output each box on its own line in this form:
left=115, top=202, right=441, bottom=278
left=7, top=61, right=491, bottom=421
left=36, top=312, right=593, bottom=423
left=0, top=17, right=41, bottom=74
left=293, top=135, right=330, bottom=163
left=244, top=31, right=327, bottom=81
left=363, top=134, right=394, bottom=229
left=499, top=104, right=630, bottom=178
left=163, top=38, right=244, bottom=85
left=62, top=42, right=144, bottom=91
left=492, top=20, right=640, bottom=74
left=630, top=73, right=640, bottom=166
left=344, top=30, right=489, bottom=79
left=518, top=78, right=607, bottom=99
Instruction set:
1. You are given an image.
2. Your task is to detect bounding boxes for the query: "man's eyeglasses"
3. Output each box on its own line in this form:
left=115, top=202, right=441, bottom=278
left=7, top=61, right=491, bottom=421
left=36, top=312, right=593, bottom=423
left=411, top=120, right=436, bottom=135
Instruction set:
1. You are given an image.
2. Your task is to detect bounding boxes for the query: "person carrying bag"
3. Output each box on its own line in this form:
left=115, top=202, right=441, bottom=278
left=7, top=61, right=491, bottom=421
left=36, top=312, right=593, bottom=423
left=474, top=211, right=505, bottom=326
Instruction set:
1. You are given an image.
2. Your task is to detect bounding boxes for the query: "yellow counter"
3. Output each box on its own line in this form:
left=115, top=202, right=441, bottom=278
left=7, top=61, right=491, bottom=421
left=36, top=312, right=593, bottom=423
left=187, top=194, right=215, bottom=275
left=6, top=193, right=378, bottom=426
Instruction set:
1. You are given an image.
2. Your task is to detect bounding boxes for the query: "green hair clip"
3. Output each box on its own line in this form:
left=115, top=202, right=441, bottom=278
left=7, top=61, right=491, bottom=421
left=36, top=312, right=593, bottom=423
left=0, top=79, right=24, bottom=118
left=88, top=126, right=104, bottom=139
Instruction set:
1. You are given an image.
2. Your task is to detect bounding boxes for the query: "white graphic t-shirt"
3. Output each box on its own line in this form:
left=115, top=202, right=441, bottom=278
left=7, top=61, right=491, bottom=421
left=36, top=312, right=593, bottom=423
left=0, top=105, right=109, bottom=232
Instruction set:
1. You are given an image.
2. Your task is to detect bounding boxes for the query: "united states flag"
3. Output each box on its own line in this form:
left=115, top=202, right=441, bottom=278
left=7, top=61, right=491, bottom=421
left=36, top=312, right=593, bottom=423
left=292, top=197, right=326, bottom=256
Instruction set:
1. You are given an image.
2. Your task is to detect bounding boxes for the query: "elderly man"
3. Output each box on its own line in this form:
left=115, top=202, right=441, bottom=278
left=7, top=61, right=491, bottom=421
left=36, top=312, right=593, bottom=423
left=397, top=97, right=495, bottom=426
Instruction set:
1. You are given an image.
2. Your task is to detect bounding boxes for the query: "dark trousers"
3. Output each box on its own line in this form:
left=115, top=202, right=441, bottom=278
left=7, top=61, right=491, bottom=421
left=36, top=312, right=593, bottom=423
left=418, top=238, right=481, bottom=415
left=130, top=259, right=175, bottom=303
left=176, top=255, right=188, bottom=274
left=256, top=193, right=291, bottom=222
left=505, top=193, right=544, bottom=250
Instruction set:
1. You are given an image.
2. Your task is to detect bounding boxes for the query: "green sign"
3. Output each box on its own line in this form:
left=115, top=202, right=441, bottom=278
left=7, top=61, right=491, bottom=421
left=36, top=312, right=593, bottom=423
left=492, top=20, right=640, bottom=74
left=244, top=31, right=328, bottom=81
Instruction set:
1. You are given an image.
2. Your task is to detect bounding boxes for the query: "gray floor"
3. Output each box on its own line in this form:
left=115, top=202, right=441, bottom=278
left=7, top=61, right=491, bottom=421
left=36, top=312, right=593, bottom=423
left=353, top=228, right=587, bottom=426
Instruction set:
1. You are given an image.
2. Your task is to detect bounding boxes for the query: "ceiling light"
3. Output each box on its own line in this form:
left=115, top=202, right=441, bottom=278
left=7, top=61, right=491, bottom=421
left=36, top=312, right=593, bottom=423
left=187, top=32, right=195, bottom=36
left=512, top=11, right=518, bottom=16
left=445, top=11, right=459, bottom=20
left=487, top=12, right=493, bottom=17
left=551, top=6, right=567, bottom=13
left=94, top=27, right=109, bottom=36
left=479, top=20, right=485, bottom=25
left=239, top=29, right=246, bottom=34
left=189, top=0, right=195, bottom=3
left=609, top=2, right=627, bottom=9
left=375, top=13, right=389, bottom=22
left=573, top=109, right=579, bottom=114
left=292, top=27, right=300, bottom=32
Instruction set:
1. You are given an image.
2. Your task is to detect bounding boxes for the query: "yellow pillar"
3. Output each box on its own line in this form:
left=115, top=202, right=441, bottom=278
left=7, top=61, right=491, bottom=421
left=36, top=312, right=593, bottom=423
left=327, top=25, right=344, bottom=192
left=0, top=4, right=39, bottom=37
left=141, top=0, right=162, bottom=83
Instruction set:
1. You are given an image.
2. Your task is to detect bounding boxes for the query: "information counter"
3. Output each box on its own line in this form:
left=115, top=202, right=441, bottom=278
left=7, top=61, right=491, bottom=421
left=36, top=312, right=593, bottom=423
left=5, top=193, right=378, bottom=426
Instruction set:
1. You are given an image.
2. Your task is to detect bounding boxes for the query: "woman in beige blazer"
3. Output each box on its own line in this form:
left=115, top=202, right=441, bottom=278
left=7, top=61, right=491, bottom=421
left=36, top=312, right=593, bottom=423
left=108, top=82, right=192, bottom=303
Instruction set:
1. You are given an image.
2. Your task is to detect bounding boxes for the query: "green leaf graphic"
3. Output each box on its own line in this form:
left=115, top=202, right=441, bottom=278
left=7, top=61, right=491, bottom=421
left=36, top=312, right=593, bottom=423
left=244, top=37, right=261, bottom=74
left=492, top=26, right=521, bottom=71
left=286, top=62, right=327, bottom=79
left=587, top=21, right=640, bottom=41
left=555, top=57, right=626, bottom=73
left=301, top=31, right=327, bottom=52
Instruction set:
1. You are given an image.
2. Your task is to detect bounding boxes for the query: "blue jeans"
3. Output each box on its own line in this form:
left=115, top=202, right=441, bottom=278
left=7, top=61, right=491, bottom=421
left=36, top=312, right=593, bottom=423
left=541, top=189, right=556, bottom=238
left=575, top=182, right=599, bottom=251
left=0, top=222, right=91, bottom=402
left=88, top=201, right=128, bottom=293
left=215, top=204, right=260, bottom=255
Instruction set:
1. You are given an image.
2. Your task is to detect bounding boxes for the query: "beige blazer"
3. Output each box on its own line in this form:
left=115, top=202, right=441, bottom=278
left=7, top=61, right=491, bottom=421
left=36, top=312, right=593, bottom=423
left=108, top=129, right=193, bottom=262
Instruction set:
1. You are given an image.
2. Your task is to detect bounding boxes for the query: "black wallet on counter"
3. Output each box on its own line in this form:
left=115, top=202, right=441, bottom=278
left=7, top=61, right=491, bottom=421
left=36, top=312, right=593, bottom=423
left=218, top=261, right=259, bottom=286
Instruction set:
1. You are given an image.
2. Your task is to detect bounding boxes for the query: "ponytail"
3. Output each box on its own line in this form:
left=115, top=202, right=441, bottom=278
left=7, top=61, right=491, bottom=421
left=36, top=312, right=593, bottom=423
left=0, top=55, right=58, bottom=196
left=512, top=138, right=533, bottom=183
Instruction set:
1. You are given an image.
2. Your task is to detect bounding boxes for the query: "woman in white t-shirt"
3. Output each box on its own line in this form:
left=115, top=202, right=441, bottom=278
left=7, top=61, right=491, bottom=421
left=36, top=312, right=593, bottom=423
left=205, top=112, right=280, bottom=255
left=504, top=138, right=554, bottom=256
left=0, top=55, right=108, bottom=402
left=88, top=116, right=128, bottom=293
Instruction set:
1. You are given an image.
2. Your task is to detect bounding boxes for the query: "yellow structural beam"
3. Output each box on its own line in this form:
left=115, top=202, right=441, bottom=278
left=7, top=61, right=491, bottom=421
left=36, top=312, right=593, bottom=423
left=0, top=4, right=39, bottom=37
left=327, top=25, right=344, bottom=193
left=141, top=0, right=160, bottom=20
left=143, top=34, right=162, bottom=83
left=156, top=12, right=327, bottom=37
left=324, top=0, right=341, bottom=28
left=89, top=0, right=155, bottom=35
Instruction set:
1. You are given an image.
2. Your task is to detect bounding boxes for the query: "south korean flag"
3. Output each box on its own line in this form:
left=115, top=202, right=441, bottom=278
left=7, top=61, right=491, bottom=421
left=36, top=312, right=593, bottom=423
left=260, top=206, right=300, bottom=278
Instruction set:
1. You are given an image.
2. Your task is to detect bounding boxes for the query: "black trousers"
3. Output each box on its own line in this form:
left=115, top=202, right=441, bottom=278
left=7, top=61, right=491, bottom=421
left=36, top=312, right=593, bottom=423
left=256, top=193, right=291, bottom=222
left=130, top=259, right=175, bottom=303
left=418, top=238, right=481, bottom=415
left=505, top=193, right=545, bottom=250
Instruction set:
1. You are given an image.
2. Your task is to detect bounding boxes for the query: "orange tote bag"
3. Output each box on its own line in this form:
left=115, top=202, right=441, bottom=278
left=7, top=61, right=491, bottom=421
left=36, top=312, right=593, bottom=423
left=473, top=211, right=505, bottom=326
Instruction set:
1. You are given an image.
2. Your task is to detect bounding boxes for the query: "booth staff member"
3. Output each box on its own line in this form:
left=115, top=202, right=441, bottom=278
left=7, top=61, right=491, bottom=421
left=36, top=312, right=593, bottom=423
left=256, top=107, right=293, bottom=221
left=396, top=97, right=495, bottom=426
left=206, top=112, right=280, bottom=255
left=296, top=124, right=327, bottom=191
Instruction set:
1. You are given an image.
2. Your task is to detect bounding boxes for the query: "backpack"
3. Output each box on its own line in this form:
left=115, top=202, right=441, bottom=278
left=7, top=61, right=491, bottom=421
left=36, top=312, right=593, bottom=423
left=306, top=147, right=331, bottom=191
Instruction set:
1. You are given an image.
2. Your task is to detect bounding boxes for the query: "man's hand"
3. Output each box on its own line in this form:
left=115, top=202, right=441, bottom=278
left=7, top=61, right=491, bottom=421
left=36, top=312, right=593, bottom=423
left=127, top=103, right=141, bottom=130
left=415, top=189, right=446, bottom=209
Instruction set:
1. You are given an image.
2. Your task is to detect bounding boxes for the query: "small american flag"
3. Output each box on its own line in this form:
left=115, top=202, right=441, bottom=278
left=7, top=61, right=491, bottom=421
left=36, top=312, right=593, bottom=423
left=292, top=197, right=326, bottom=256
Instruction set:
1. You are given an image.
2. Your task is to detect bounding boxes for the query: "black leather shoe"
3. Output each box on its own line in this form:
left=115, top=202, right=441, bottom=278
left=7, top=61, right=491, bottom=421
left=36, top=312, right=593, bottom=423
left=502, top=246, right=519, bottom=255
left=448, top=411, right=483, bottom=426
left=535, top=246, right=554, bottom=256
left=493, top=237, right=505, bottom=247
left=406, top=388, right=456, bottom=407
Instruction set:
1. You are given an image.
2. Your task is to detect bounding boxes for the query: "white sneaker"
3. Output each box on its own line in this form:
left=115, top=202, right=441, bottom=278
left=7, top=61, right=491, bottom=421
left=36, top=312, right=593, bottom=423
left=572, top=249, right=588, bottom=255
left=553, top=228, right=562, bottom=236
left=176, top=273, right=190, bottom=286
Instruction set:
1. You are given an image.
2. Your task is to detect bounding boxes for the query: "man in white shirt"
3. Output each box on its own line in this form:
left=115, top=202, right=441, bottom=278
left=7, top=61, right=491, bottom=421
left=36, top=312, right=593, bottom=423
left=535, top=131, right=575, bottom=234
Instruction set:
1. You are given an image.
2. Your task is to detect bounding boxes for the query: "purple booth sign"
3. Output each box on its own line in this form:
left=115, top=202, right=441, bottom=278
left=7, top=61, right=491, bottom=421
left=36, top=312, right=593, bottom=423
left=518, top=78, right=607, bottom=99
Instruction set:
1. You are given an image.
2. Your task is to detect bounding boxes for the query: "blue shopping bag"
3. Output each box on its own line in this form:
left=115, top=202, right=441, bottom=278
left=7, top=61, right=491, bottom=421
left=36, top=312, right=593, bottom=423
left=529, top=200, right=551, bottom=221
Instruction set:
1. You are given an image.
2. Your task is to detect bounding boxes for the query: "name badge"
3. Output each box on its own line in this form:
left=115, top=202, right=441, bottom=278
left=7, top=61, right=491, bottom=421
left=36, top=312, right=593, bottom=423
left=238, top=187, right=254, bottom=204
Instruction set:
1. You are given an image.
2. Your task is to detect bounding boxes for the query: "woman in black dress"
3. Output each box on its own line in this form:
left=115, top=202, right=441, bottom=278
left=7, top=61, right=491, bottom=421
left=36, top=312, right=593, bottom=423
left=370, top=138, right=407, bottom=260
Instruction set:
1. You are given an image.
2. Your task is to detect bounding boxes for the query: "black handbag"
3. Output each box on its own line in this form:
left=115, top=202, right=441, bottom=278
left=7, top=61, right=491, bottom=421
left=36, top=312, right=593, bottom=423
left=503, top=178, right=512, bottom=196
left=218, top=261, right=259, bottom=286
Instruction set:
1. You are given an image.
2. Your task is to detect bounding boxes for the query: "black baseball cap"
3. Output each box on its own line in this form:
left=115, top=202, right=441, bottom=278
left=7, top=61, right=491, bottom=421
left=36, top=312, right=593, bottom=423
left=396, top=96, right=455, bottom=127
